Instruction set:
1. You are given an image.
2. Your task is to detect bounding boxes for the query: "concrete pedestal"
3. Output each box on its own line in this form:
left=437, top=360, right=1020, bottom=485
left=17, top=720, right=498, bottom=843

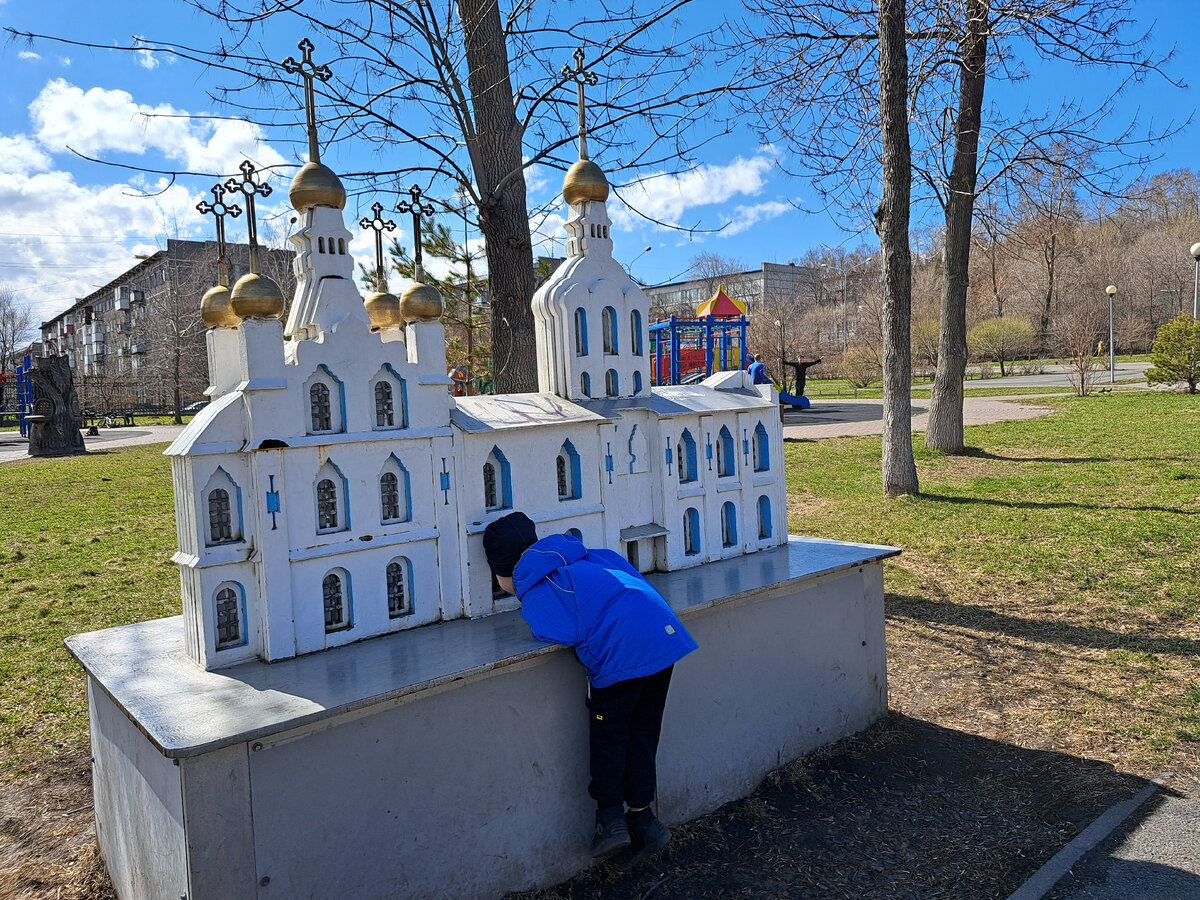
left=68, top=536, right=898, bottom=900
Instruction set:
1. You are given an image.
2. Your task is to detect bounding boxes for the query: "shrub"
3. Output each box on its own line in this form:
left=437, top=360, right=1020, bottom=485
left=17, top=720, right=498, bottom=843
left=1145, top=314, right=1200, bottom=394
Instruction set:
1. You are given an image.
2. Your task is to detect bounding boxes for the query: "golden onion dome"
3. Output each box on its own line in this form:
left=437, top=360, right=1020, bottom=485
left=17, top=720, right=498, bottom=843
left=364, top=291, right=403, bottom=332
left=289, top=161, right=347, bottom=211
left=230, top=272, right=285, bottom=320
left=200, top=284, right=240, bottom=329
left=399, top=281, right=443, bottom=323
left=563, top=158, right=610, bottom=206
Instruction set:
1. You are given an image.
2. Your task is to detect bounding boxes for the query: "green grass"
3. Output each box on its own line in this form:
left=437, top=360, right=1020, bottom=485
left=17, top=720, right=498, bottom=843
left=785, top=390, right=1200, bottom=776
left=0, top=445, right=178, bottom=775
left=1, top=392, right=1197, bottom=780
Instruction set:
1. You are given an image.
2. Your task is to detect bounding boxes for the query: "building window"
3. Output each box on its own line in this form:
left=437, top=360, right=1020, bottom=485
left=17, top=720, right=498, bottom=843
left=753, top=422, right=770, bottom=472
left=322, top=570, right=350, bottom=632
left=387, top=558, right=413, bottom=618
left=683, top=507, right=700, bottom=556
left=557, top=440, right=581, bottom=501
left=758, top=495, right=773, bottom=539
left=605, top=369, right=618, bottom=397
left=317, top=479, right=338, bottom=531
left=318, top=236, right=326, bottom=253
left=574, top=308, right=588, bottom=356
left=214, top=584, right=243, bottom=650
left=208, top=488, right=233, bottom=543
left=581, top=372, right=591, bottom=397
left=566, top=528, right=583, bottom=541
left=633, top=370, right=643, bottom=394
left=375, top=381, right=394, bottom=427
left=380, top=472, right=400, bottom=522
left=717, top=426, right=736, bottom=477
left=631, top=310, right=643, bottom=356
left=602, top=306, right=618, bottom=354
left=483, top=446, right=512, bottom=511
left=309, top=383, right=332, bottom=432
left=721, top=501, right=738, bottom=548
left=677, top=429, right=697, bottom=484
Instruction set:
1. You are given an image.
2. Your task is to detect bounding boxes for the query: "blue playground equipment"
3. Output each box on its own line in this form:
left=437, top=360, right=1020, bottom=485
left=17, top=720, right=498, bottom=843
left=649, top=315, right=749, bottom=386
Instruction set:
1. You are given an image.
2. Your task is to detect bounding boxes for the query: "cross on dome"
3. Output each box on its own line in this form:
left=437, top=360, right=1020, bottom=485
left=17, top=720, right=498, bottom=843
left=562, top=47, right=599, bottom=162
left=196, top=183, right=242, bottom=287
left=359, top=201, right=397, bottom=293
left=282, top=38, right=333, bottom=165
left=224, top=160, right=272, bottom=274
left=396, top=186, right=436, bottom=281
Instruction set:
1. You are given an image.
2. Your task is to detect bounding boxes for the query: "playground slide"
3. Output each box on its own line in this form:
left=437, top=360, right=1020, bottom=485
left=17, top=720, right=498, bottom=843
left=778, top=391, right=811, bottom=409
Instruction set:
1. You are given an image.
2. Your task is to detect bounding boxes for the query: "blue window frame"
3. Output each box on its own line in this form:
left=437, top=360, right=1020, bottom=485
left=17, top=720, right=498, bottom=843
left=753, top=422, right=770, bottom=472
left=677, top=429, right=698, bottom=484
left=758, top=495, right=772, bottom=539
left=721, top=501, right=738, bottom=548
left=717, top=426, right=736, bottom=477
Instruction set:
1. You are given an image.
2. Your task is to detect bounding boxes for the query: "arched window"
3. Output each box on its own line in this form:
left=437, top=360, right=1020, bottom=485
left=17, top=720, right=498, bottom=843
left=338, top=238, right=346, bottom=255
left=717, top=426, right=736, bottom=477
left=753, top=422, right=770, bottom=472
left=605, top=369, right=618, bottom=397
left=566, top=528, right=583, bottom=541
left=574, top=308, right=589, bottom=356
left=721, top=501, right=738, bottom=548
left=214, top=583, right=244, bottom=650
left=630, top=310, right=643, bottom=356
left=581, top=372, right=591, bottom=397
left=380, top=472, right=400, bottom=522
left=375, top=381, right=394, bottom=428
left=683, top=507, right=700, bottom=556
left=322, top=570, right=350, bottom=632
left=310, top=383, right=332, bottom=432
left=379, top=456, right=411, bottom=524
left=633, top=370, right=643, bottom=394
left=557, top=440, right=581, bottom=501
left=677, top=429, right=698, bottom=484
left=758, top=495, right=773, bottom=539
left=602, top=306, right=618, bottom=354
left=318, top=236, right=326, bottom=253
left=208, top=488, right=233, bottom=544
left=317, top=479, right=339, bottom=531
left=483, top=446, right=511, bottom=511
left=387, top=558, right=413, bottom=618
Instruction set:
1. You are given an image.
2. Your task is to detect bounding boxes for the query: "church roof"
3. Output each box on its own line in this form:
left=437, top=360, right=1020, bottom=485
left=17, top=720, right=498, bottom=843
left=696, top=285, right=747, bottom=318
left=451, top=393, right=612, bottom=433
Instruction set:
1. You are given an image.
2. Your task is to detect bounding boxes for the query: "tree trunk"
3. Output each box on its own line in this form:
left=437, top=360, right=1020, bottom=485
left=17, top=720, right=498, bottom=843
left=925, top=0, right=989, bottom=454
left=875, top=0, right=918, bottom=497
left=1039, top=232, right=1056, bottom=354
left=457, top=0, right=538, bottom=393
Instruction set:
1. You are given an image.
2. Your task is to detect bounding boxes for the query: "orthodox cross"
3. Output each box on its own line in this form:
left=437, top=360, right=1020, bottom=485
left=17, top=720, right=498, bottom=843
left=224, top=160, right=273, bottom=273
left=359, top=201, right=397, bottom=293
left=561, top=48, right=599, bottom=161
left=195, top=182, right=242, bottom=287
left=281, top=38, right=333, bottom=165
left=396, top=185, right=435, bottom=280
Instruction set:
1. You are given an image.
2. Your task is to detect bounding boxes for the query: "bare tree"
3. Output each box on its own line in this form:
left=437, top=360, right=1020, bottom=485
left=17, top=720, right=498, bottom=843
left=0, top=289, right=36, bottom=410
left=12, top=0, right=729, bottom=392
left=1054, top=295, right=1105, bottom=397
left=876, top=0, right=918, bottom=496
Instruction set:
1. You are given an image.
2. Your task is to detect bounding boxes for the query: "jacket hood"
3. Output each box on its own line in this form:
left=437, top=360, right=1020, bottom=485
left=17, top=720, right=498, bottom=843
left=512, top=533, right=587, bottom=594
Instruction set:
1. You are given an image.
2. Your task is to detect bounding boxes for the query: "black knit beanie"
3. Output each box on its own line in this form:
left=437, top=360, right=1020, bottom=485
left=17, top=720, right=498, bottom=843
left=482, top=512, right=538, bottom=577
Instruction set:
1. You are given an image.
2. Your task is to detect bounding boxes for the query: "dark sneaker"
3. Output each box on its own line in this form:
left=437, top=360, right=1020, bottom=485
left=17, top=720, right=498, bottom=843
left=590, top=806, right=631, bottom=859
left=614, top=809, right=670, bottom=871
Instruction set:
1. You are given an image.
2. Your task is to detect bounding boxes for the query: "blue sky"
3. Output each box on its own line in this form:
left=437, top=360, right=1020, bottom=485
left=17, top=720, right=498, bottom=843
left=1, top=0, right=1196, bottom=325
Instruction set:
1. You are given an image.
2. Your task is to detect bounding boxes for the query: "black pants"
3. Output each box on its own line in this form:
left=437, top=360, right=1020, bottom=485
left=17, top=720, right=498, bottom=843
left=586, top=665, right=673, bottom=813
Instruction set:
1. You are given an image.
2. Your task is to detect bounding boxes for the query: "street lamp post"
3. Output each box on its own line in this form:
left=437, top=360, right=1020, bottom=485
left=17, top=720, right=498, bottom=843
left=1106, top=284, right=1117, bottom=383
left=1190, top=242, right=1200, bottom=319
left=840, top=256, right=874, bottom=353
left=774, top=318, right=785, bottom=389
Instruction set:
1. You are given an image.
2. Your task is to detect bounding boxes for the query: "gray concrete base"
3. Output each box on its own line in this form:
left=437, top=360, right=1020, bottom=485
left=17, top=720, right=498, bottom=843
left=69, top=536, right=897, bottom=900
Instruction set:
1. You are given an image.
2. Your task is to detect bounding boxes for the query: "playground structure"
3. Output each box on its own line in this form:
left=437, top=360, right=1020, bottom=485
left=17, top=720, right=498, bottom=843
left=649, top=286, right=749, bottom=385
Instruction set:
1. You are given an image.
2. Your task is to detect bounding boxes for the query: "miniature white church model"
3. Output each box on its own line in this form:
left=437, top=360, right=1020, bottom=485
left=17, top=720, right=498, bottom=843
left=167, top=44, right=787, bottom=671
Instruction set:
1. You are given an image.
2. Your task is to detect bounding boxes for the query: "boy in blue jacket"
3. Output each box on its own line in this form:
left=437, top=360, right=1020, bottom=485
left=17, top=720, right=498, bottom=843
left=483, top=511, right=698, bottom=869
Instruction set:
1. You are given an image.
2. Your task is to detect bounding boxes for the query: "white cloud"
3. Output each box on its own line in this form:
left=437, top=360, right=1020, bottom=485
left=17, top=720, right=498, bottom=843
left=58, top=57, right=71, bottom=66
left=135, top=48, right=159, bottom=70
left=615, top=152, right=778, bottom=225
left=29, top=79, right=286, bottom=178
left=18, top=51, right=41, bottom=61
left=0, top=135, right=54, bottom=175
left=722, top=200, right=793, bottom=236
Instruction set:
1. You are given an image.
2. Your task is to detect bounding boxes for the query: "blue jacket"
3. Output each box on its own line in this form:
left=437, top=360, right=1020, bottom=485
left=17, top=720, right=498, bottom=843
left=512, top=533, right=698, bottom=688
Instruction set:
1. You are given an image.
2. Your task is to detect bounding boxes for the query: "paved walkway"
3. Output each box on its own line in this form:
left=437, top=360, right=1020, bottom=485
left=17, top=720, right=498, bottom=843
left=0, top=424, right=186, bottom=465
left=782, top=393, right=1058, bottom=440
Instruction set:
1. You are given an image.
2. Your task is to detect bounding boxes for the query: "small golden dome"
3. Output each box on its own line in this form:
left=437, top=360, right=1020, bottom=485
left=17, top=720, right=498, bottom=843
left=230, top=272, right=285, bottom=320
left=400, top=281, right=443, bottom=323
left=563, top=158, right=610, bottom=205
left=201, top=284, right=240, bottom=329
left=289, top=161, right=347, bottom=211
left=364, top=291, right=403, bottom=332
